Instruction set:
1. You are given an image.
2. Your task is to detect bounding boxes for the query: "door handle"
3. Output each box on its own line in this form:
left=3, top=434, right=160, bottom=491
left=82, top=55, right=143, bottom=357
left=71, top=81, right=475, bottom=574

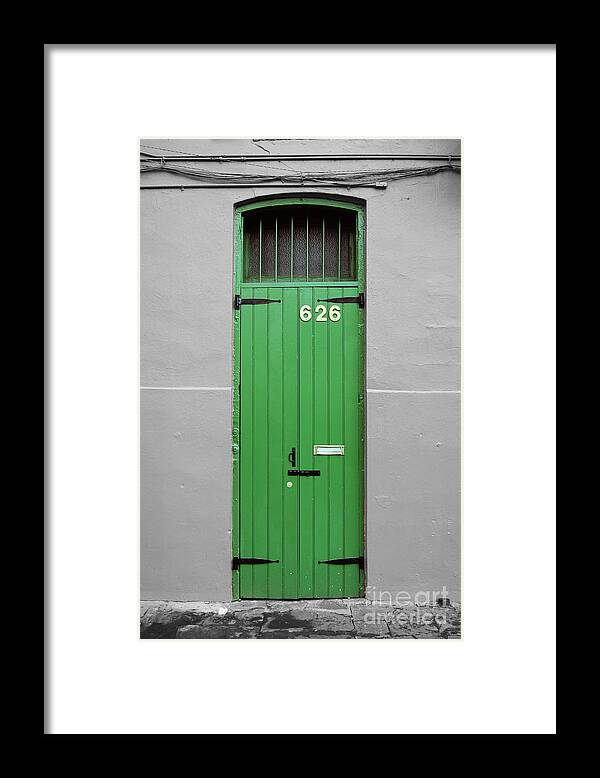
left=288, top=447, right=296, bottom=467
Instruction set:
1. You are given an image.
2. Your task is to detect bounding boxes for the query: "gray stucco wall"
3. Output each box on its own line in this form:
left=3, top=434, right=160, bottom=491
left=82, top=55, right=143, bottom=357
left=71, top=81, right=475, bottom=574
left=140, top=138, right=460, bottom=602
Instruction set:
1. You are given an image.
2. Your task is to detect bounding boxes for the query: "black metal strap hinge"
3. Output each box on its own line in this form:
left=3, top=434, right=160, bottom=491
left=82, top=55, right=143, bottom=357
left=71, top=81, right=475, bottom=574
left=232, top=557, right=279, bottom=571
left=234, top=294, right=281, bottom=310
left=316, top=293, right=364, bottom=308
left=318, top=556, right=364, bottom=570
left=288, top=469, right=321, bottom=476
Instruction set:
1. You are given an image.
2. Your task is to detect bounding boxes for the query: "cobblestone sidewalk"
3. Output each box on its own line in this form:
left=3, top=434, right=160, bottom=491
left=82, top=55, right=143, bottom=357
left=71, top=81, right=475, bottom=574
left=140, top=599, right=461, bottom=639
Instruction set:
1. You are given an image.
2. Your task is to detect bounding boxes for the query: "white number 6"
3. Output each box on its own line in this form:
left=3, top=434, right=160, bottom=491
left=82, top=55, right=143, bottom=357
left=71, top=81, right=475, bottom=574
left=299, top=305, right=312, bottom=321
left=329, top=305, right=341, bottom=322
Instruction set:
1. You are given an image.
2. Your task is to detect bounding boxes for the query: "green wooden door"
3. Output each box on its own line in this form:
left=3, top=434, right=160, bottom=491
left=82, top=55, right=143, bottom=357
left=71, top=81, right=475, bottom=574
left=233, top=199, right=364, bottom=599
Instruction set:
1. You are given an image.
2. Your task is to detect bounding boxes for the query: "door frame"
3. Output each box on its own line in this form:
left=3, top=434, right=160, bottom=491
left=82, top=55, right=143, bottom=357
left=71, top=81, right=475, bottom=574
left=231, top=195, right=366, bottom=599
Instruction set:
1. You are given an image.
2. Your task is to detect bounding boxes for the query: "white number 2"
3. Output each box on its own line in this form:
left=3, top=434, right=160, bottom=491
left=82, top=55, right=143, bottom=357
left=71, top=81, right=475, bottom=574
left=315, top=304, right=327, bottom=322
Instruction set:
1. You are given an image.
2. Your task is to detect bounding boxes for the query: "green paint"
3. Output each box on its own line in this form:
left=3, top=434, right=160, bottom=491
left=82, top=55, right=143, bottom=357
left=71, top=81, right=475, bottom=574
left=232, top=198, right=365, bottom=599
left=237, top=197, right=363, bottom=214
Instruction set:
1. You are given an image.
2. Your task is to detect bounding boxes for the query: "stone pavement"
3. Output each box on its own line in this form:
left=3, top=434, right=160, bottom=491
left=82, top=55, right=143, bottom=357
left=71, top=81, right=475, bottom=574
left=140, top=599, right=461, bottom=639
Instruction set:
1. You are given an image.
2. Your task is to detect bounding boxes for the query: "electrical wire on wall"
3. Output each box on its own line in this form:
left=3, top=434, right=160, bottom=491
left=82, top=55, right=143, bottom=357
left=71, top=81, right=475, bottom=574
left=140, top=160, right=460, bottom=188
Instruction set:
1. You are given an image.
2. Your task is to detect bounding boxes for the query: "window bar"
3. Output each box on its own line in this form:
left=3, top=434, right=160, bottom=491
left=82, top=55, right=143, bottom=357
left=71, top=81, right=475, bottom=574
left=338, top=218, right=341, bottom=281
left=306, top=214, right=309, bottom=282
left=259, top=217, right=262, bottom=283
left=290, top=215, right=294, bottom=281
left=322, top=216, right=325, bottom=281
left=351, top=214, right=356, bottom=278
left=275, top=216, right=278, bottom=283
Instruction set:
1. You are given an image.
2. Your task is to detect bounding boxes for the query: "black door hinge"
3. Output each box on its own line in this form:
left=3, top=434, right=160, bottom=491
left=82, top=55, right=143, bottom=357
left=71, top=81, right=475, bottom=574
left=232, top=557, right=279, bottom=571
left=318, top=556, right=364, bottom=570
left=234, top=294, right=281, bottom=310
left=316, top=293, right=364, bottom=308
left=287, top=469, right=321, bottom=477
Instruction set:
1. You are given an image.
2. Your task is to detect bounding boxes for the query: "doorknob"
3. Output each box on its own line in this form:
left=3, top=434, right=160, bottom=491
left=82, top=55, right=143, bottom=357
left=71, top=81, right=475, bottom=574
left=288, top=447, right=296, bottom=467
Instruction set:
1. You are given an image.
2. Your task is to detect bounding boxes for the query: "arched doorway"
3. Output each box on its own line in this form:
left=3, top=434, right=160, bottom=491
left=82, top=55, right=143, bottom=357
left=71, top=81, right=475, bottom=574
left=232, top=197, right=365, bottom=599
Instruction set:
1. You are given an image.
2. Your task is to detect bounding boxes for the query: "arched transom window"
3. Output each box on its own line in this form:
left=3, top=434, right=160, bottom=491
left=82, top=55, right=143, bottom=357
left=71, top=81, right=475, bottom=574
left=243, top=205, right=357, bottom=283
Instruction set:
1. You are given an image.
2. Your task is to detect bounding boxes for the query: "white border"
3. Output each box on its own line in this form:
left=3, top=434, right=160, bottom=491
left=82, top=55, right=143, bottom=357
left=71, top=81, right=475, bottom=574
left=48, top=45, right=556, bottom=735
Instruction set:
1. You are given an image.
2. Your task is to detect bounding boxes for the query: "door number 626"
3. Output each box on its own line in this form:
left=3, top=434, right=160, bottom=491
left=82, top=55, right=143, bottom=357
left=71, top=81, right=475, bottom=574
left=299, top=304, right=341, bottom=322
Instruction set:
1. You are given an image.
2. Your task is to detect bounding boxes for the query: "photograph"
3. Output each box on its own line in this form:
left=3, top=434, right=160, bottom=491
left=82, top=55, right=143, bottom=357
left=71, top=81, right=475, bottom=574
left=140, top=138, right=461, bottom=638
